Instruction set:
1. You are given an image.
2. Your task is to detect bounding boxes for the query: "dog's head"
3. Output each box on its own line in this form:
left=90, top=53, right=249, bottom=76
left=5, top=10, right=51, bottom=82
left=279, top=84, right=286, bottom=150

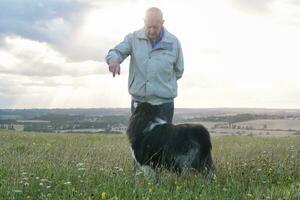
left=133, top=102, right=160, bottom=120
left=127, top=102, right=161, bottom=138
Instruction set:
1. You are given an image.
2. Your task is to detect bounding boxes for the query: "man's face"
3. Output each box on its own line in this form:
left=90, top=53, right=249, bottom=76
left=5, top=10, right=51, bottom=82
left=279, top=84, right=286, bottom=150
left=144, top=14, right=164, bottom=41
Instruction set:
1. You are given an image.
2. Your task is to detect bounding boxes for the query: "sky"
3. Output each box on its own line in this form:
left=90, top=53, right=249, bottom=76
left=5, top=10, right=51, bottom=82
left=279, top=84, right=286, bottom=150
left=0, top=0, right=300, bottom=109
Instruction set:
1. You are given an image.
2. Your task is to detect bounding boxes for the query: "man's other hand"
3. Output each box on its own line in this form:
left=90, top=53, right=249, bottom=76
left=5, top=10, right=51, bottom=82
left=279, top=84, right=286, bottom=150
left=108, top=60, right=120, bottom=77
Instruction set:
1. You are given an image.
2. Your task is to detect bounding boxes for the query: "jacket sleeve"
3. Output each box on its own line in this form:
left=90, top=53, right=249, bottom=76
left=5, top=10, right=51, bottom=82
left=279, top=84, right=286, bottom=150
left=105, top=33, right=133, bottom=64
left=174, top=41, right=184, bottom=80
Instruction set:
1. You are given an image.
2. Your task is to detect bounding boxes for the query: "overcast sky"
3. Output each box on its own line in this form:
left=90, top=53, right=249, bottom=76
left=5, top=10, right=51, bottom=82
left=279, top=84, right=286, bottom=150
left=0, top=0, right=300, bottom=109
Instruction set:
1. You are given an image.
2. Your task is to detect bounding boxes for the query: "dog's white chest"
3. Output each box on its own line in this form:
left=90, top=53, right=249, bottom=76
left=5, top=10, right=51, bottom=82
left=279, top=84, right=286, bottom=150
left=143, top=117, right=167, bottom=133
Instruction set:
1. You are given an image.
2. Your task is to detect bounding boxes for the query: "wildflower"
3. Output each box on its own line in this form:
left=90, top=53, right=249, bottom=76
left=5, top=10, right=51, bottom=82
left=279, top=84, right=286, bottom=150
left=39, top=182, right=44, bottom=186
left=101, top=192, right=107, bottom=199
left=64, top=181, right=71, bottom=185
left=46, top=186, right=51, bottom=189
left=71, top=187, right=76, bottom=192
left=14, top=190, right=22, bottom=193
left=77, top=163, right=84, bottom=167
left=78, top=167, right=86, bottom=171
left=24, top=182, right=29, bottom=186
left=246, top=193, right=252, bottom=197
left=114, top=166, right=124, bottom=172
left=26, top=195, right=31, bottom=200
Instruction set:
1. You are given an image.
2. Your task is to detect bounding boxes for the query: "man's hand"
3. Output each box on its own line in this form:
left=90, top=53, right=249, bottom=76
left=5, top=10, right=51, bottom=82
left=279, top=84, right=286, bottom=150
left=108, top=60, right=120, bottom=77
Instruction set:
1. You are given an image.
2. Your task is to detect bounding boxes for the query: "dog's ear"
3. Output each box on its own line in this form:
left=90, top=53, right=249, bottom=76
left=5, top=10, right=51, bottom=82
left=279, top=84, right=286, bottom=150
left=149, top=105, right=160, bottom=116
left=135, top=102, right=160, bottom=116
left=134, top=102, right=147, bottom=114
left=144, top=103, right=160, bottom=117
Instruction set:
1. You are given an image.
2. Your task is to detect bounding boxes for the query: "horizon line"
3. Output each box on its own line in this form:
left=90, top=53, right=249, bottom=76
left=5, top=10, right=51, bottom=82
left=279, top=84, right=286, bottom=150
left=1, top=106, right=300, bottom=110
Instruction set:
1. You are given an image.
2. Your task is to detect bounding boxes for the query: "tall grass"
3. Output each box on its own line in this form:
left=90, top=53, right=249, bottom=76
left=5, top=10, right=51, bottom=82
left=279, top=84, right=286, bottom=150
left=0, top=130, right=299, bottom=199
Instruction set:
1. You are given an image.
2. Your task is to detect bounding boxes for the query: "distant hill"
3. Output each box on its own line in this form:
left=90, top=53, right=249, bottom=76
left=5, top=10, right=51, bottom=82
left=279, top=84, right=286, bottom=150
left=1, top=107, right=300, bottom=134
left=1, top=107, right=300, bottom=120
left=0, top=108, right=130, bottom=120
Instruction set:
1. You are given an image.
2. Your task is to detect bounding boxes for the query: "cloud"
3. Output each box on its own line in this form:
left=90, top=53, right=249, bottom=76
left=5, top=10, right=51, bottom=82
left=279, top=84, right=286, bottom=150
left=0, top=35, right=129, bottom=108
left=0, top=72, right=130, bottom=109
left=232, top=0, right=300, bottom=24
left=0, top=36, right=108, bottom=77
left=272, top=1, right=300, bottom=26
left=231, top=0, right=274, bottom=14
left=0, top=0, right=143, bottom=62
left=0, top=0, right=91, bottom=44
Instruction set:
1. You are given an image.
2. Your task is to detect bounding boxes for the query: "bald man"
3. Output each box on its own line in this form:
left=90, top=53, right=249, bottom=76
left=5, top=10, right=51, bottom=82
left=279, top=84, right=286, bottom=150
left=105, top=7, right=184, bottom=123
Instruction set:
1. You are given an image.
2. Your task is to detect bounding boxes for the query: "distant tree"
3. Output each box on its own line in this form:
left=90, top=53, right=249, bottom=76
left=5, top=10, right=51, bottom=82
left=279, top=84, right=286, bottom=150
left=105, top=125, right=112, bottom=132
left=263, top=124, right=267, bottom=129
left=8, top=124, right=15, bottom=130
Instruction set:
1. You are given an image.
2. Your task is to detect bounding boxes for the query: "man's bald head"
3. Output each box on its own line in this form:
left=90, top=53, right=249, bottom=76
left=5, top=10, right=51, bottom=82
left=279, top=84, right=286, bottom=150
left=145, top=7, right=164, bottom=21
left=144, top=7, right=164, bottom=41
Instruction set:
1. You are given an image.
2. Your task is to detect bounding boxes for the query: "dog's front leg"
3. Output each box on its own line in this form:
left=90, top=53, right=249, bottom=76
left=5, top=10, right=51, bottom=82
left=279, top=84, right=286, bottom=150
left=141, top=165, right=157, bottom=182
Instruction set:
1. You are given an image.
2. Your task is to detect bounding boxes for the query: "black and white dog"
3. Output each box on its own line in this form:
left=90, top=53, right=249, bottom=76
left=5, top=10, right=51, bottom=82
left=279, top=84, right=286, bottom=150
left=127, top=102, right=214, bottom=178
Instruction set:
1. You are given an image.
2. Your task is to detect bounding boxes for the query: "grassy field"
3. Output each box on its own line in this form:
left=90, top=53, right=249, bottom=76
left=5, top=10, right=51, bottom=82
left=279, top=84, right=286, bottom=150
left=0, top=130, right=299, bottom=200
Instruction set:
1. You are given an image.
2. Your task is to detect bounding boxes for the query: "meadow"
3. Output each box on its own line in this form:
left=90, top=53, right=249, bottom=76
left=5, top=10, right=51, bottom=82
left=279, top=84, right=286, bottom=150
left=0, top=130, right=299, bottom=200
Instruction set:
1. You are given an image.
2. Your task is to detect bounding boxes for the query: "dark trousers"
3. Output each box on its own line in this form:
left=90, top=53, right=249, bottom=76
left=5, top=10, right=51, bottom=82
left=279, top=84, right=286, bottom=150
left=131, top=100, right=174, bottom=123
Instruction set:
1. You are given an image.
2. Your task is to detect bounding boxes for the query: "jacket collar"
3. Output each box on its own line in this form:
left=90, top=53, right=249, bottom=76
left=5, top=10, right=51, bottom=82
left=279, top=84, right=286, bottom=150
left=136, top=27, right=173, bottom=43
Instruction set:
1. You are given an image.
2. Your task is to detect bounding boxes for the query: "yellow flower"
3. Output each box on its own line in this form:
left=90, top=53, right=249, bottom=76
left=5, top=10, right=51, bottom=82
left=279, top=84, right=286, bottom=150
left=246, top=193, right=252, bottom=197
left=101, top=192, right=107, bottom=199
left=71, top=187, right=76, bottom=192
left=26, top=196, right=31, bottom=200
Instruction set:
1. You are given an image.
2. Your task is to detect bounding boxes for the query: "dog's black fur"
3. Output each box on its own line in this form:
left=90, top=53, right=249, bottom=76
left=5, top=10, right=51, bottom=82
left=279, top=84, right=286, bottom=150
left=127, top=102, right=214, bottom=174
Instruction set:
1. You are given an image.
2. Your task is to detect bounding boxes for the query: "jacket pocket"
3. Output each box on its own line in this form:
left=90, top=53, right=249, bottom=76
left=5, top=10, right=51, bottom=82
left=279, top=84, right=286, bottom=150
left=157, top=51, right=176, bottom=81
left=162, top=51, right=176, bottom=65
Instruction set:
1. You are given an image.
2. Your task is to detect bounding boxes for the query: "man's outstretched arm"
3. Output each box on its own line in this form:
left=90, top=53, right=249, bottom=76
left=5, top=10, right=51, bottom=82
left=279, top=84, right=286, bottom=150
left=105, top=34, right=133, bottom=77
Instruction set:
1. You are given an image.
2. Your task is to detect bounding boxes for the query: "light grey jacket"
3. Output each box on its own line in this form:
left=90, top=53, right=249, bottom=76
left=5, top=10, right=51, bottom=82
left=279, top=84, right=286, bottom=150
left=105, top=27, right=184, bottom=105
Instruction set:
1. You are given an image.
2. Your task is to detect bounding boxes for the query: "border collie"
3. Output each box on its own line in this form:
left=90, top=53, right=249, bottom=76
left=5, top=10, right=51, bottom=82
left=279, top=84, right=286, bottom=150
left=127, top=102, right=214, bottom=178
